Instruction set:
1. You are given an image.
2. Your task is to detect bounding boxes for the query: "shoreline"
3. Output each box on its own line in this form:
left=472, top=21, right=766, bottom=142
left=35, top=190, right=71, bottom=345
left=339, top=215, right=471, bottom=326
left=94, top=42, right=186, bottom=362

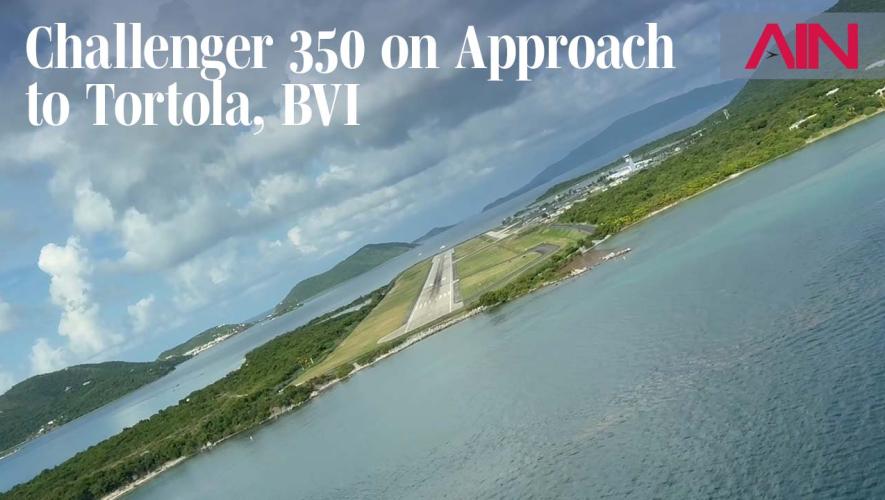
left=0, top=357, right=191, bottom=465
left=613, top=110, right=885, bottom=235
left=0, top=447, right=20, bottom=462
left=101, top=457, right=185, bottom=500
left=804, top=109, right=884, bottom=145
left=96, top=247, right=619, bottom=499
left=96, top=306, right=484, bottom=500
left=92, top=109, right=885, bottom=500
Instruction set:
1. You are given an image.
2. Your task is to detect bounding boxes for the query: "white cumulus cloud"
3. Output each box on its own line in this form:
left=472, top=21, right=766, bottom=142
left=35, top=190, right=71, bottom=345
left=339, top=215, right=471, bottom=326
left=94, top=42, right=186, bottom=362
left=29, top=338, right=69, bottom=375
left=170, top=246, right=237, bottom=312
left=127, top=294, right=156, bottom=334
left=118, top=199, right=230, bottom=271
left=243, top=173, right=308, bottom=215
left=72, top=181, right=115, bottom=234
left=287, top=226, right=318, bottom=254
left=37, top=237, right=121, bottom=367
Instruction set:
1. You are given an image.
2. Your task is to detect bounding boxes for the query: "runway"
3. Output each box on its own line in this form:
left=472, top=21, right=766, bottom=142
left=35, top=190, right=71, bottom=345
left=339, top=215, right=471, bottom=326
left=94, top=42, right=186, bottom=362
left=404, top=249, right=462, bottom=332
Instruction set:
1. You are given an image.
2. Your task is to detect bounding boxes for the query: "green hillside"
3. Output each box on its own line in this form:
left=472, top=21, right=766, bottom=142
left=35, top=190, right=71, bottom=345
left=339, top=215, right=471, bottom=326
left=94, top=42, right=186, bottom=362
left=483, top=80, right=744, bottom=211
left=4, top=290, right=389, bottom=500
left=540, top=0, right=885, bottom=210
left=0, top=360, right=184, bottom=453
left=274, top=242, right=416, bottom=314
left=561, top=78, right=885, bottom=232
left=157, top=323, right=253, bottom=360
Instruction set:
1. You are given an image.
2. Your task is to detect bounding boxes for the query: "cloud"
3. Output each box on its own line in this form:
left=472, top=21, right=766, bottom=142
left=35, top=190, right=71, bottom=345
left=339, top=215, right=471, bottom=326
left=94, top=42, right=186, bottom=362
left=287, top=226, right=318, bottom=254
left=0, top=296, right=13, bottom=333
left=29, top=338, right=69, bottom=375
left=170, top=246, right=237, bottom=311
left=0, top=368, right=14, bottom=394
left=242, top=173, right=309, bottom=215
left=117, top=199, right=233, bottom=270
left=127, top=295, right=156, bottom=334
left=37, top=237, right=121, bottom=361
left=257, top=238, right=285, bottom=255
left=72, top=181, right=115, bottom=234
left=0, top=0, right=717, bottom=280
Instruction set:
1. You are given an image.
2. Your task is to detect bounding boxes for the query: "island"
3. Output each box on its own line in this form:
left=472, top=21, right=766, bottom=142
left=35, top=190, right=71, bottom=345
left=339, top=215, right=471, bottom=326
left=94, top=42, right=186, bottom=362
left=157, top=323, right=254, bottom=360
left=0, top=359, right=186, bottom=456
left=273, top=242, right=417, bottom=316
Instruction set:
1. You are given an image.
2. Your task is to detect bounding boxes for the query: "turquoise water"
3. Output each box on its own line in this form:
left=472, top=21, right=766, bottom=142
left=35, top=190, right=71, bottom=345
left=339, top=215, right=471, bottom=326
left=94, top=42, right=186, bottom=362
left=129, top=117, right=885, bottom=499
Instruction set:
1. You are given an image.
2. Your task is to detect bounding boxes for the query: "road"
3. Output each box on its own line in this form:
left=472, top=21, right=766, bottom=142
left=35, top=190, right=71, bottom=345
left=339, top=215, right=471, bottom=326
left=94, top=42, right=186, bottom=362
left=404, top=249, right=462, bottom=332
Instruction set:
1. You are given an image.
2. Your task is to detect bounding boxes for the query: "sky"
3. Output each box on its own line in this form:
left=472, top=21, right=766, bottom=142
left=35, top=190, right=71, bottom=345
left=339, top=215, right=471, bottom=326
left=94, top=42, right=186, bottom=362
left=0, top=0, right=834, bottom=392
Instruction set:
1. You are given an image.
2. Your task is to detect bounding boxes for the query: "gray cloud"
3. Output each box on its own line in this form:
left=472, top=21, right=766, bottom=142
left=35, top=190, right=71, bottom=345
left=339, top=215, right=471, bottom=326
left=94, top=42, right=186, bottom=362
left=2, top=0, right=727, bottom=273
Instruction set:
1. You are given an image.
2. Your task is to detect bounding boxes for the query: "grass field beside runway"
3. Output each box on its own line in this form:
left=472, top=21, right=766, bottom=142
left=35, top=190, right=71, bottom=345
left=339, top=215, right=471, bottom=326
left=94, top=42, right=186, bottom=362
left=453, top=235, right=496, bottom=261
left=459, top=252, right=542, bottom=300
left=455, top=226, right=585, bottom=303
left=294, top=259, right=432, bottom=384
left=500, top=226, right=583, bottom=253
left=456, top=243, right=520, bottom=278
left=294, top=225, right=586, bottom=383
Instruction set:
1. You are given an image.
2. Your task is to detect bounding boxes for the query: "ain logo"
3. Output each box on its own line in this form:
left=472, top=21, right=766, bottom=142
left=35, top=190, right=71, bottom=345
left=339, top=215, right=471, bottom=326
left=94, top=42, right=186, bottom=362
left=745, top=23, right=859, bottom=70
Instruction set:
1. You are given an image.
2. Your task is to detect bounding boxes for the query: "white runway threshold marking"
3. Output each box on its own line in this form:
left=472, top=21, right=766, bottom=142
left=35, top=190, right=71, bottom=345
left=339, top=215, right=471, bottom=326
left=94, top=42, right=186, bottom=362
left=404, top=248, right=462, bottom=333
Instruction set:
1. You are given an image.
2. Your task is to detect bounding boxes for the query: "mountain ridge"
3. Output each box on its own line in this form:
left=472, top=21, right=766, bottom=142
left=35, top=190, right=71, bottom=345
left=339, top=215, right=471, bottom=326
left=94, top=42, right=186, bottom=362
left=273, top=241, right=417, bottom=314
left=0, top=359, right=185, bottom=453
left=482, top=80, right=745, bottom=211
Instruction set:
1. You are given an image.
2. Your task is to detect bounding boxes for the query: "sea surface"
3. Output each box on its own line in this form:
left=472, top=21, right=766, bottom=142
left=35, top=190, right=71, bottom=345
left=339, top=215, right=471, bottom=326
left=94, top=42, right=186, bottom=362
left=0, top=94, right=726, bottom=493
left=127, top=115, right=885, bottom=499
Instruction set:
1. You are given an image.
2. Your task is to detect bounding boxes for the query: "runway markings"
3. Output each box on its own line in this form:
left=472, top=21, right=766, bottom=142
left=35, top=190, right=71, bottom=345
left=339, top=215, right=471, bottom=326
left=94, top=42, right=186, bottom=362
left=404, top=249, right=462, bottom=332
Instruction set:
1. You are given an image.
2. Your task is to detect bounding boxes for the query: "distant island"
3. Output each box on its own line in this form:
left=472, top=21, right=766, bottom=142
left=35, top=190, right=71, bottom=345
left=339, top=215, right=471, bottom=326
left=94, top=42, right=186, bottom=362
left=0, top=359, right=185, bottom=454
left=157, top=323, right=254, bottom=360
left=273, top=242, right=417, bottom=315
left=412, top=224, right=455, bottom=244
left=481, top=79, right=745, bottom=211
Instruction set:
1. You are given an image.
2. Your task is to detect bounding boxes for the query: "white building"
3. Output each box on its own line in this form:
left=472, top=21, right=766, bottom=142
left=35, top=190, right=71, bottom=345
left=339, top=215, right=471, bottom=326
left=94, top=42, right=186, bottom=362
left=623, top=154, right=636, bottom=171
